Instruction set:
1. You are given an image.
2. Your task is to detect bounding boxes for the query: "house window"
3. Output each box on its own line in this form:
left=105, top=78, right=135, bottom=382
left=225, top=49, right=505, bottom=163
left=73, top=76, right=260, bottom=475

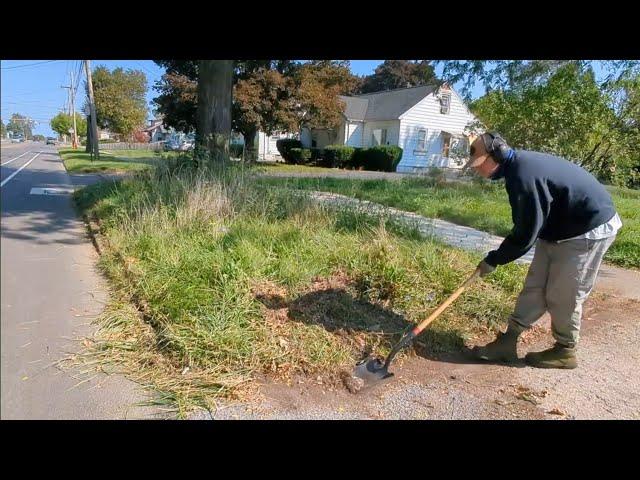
left=372, top=128, right=387, bottom=146
left=440, top=92, right=451, bottom=114
left=416, top=128, right=428, bottom=151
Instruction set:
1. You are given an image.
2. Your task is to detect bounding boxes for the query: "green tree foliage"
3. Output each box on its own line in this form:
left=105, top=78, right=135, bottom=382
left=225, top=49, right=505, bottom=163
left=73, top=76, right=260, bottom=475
left=90, top=66, right=148, bottom=139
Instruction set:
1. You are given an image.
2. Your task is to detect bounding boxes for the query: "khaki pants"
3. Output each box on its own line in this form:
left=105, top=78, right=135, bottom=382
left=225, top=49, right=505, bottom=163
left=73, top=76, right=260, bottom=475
left=509, top=236, right=616, bottom=347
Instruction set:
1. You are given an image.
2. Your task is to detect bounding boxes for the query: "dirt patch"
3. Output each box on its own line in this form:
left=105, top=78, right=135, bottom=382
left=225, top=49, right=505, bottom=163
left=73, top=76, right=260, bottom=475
left=194, top=288, right=640, bottom=420
left=250, top=272, right=413, bottom=390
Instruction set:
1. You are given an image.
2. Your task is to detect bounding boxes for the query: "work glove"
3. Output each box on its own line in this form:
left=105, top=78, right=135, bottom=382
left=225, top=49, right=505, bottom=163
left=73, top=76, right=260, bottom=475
left=477, top=259, right=496, bottom=277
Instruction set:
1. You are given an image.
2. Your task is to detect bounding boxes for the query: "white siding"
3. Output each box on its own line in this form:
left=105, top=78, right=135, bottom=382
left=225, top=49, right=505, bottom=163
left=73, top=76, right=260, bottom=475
left=257, top=131, right=296, bottom=161
left=397, top=89, right=476, bottom=172
left=362, top=120, right=400, bottom=147
left=345, top=121, right=364, bottom=147
left=300, top=128, right=312, bottom=148
left=300, top=128, right=339, bottom=149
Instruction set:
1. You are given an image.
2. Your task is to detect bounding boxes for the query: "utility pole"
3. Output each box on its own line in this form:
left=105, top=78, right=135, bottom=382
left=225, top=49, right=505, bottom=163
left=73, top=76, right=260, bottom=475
left=61, top=71, right=79, bottom=149
left=84, top=60, right=99, bottom=160
left=70, top=70, right=78, bottom=148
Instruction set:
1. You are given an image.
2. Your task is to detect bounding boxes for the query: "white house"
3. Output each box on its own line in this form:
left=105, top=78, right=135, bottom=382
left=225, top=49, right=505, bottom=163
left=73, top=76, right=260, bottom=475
left=143, top=118, right=171, bottom=143
left=231, top=130, right=298, bottom=161
left=300, top=84, right=478, bottom=172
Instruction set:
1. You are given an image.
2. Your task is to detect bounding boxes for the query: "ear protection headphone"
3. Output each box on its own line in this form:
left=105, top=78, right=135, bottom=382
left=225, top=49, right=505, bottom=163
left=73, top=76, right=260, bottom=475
left=481, top=132, right=511, bottom=164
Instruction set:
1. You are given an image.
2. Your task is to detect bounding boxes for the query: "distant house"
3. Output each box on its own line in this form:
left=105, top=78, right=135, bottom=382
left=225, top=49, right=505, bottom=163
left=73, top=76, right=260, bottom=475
left=143, top=119, right=171, bottom=143
left=300, top=84, right=478, bottom=171
left=98, top=128, right=115, bottom=140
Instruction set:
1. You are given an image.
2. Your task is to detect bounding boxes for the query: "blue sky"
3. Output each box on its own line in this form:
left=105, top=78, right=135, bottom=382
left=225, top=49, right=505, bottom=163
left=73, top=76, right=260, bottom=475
left=0, top=59, right=603, bottom=137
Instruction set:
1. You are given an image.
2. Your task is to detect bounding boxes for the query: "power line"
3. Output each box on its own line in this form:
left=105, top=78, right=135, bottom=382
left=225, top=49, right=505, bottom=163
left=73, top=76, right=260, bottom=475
left=134, top=60, right=156, bottom=77
left=1, top=60, right=63, bottom=70
left=73, top=60, right=83, bottom=93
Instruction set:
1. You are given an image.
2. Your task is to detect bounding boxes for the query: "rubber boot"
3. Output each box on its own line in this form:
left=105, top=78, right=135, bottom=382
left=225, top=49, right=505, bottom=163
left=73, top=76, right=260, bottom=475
left=525, top=343, right=577, bottom=369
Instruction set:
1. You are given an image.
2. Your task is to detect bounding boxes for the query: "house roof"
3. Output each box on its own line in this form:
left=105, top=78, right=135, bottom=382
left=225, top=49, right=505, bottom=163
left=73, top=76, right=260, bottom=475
left=143, top=122, right=166, bottom=133
left=339, top=84, right=439, bottom=122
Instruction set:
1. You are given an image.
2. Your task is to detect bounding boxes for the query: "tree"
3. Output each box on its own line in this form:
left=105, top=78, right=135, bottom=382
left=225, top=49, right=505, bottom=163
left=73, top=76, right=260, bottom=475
left=152, top=60, right=199, bottom=134
left=233, top=68, right=296, bottom=160
left=90, top=66, right=148, bottom=140
left=7, top=113, right=35, bottom=139
left=471, top=63, right=639, bottom=187
left=358, top=60, right=438, bottom=94
left=50, top=112, right=87, bottom=139
left=290, top=61, right=355, bottom=134
left=435, top=60, right=640, bottom=100
left=153, top=60, right=360, bottom=161
left=196, top=60, right=233, bottom=162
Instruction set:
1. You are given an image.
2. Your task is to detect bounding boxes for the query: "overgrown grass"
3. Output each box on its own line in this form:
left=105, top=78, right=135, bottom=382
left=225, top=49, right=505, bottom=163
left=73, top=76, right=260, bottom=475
left=255, top=162, right=350, bottom=174
left=59, top=148, right=159, bottom=174
left=256, top=176, right=640, bottom=269
left=72, top=160, right=528, bottom=416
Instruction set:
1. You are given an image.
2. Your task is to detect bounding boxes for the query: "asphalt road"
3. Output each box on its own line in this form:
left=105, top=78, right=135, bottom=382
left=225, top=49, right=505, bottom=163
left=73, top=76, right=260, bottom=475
left=1, top=141, right=158, bottom=419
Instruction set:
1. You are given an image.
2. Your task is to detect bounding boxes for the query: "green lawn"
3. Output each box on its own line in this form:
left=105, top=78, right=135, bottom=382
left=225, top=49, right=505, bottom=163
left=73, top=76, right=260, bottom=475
left=59, top=148, right=162, bottom=174
left=256, top=176, right=640, bottom=269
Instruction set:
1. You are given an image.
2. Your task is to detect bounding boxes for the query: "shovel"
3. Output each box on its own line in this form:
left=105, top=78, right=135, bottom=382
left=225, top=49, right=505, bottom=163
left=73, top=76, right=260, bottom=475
left=353, top=267, right=481, bottom=388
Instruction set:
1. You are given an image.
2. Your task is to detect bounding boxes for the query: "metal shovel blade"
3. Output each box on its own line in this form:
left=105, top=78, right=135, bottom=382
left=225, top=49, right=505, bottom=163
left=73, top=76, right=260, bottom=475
left=353, top=356, right=394, bottom=386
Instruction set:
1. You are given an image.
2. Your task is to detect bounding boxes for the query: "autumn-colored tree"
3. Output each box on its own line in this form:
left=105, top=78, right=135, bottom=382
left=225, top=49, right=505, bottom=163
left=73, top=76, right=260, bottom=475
left=153, top=60, right=359, bottom=161
left=132, top=128, right=150, bottom=143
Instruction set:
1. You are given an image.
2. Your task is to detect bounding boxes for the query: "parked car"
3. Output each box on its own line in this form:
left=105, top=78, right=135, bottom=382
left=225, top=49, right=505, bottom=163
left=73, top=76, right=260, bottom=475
left=11, top=136, right=24, bottom=143
left=163, top=140, right=180, bottom=152
left=180, top=140, right=195, bottom=151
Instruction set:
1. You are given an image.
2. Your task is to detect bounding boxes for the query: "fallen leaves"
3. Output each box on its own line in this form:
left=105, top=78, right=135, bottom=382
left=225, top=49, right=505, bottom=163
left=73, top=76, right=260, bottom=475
left=514, top=385, right=550, bottom=405
left=547, top=408, right=566, bottom=416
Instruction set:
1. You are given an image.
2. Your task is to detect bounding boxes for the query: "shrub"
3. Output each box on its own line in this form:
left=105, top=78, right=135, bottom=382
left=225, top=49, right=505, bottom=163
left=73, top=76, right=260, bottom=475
left=276, top=139, right=302, bottom=164
left=229, top=144, right=244, bottom=159
left=323, top=145, right=355, bottom=168
left=310, top=148, right=324, bottom=164
left=289, top=148, right=312, bottom=164
left=357, top=146, right=403, bottom=172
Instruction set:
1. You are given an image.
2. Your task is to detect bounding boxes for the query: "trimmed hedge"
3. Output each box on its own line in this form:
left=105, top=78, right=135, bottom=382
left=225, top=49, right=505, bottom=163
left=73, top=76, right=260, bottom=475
left=276, top=139, right=302, bottom=164
left=290, top=148, right=312, bottom=164
left=322, top=145, right=355, bottom=168
left=229, top=143, right=244, bottom=158
left=354, top=145, right=403, bottom=172
left=310, top=148, right=324, bottom=163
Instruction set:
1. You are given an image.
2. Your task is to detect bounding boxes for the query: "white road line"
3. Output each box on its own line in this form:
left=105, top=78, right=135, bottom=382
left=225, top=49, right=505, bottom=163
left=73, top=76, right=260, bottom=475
left=1, top=150, right=31, bottom=166
left=1, top=152, right=41, bottom=188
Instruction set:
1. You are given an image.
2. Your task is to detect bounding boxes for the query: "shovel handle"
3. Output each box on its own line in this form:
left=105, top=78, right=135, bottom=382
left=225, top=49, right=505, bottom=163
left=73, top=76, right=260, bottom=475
left=411, top=268, right=481, bottom=336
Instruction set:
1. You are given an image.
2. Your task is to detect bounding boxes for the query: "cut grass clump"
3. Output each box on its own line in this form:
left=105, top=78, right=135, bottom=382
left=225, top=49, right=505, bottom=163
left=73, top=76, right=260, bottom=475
left=73, top=161, right=528, bottom=416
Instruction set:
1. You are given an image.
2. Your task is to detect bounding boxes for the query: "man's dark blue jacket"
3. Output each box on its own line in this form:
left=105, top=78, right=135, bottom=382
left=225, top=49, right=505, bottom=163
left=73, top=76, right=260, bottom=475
left=485, top=150, right=617, bottom=266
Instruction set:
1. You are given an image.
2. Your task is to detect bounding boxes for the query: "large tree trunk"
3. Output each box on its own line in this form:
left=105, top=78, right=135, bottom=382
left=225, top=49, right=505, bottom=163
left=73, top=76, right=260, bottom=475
left=196, top=60, right=233, bottom=162
left=242, top=128, right=258, bottom=163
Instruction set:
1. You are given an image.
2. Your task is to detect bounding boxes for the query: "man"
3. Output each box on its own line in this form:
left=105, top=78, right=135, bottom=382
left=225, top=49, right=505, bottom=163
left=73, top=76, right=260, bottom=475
left=466, top=133, right=622, bottom=369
